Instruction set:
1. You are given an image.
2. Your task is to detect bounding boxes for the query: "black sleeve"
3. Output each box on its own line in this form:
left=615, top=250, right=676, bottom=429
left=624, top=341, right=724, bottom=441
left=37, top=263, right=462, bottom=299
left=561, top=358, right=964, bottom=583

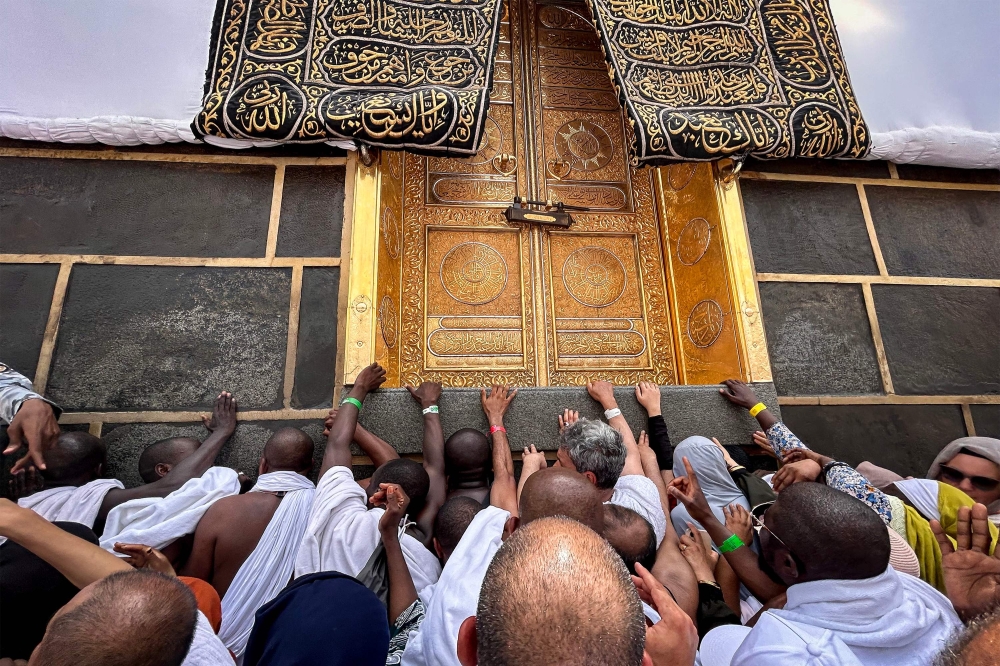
left=646, top=414, right=672, bottom=470
left=729, top=466, right=777, bottom=509
left=695, top=582, right=740, bottom=639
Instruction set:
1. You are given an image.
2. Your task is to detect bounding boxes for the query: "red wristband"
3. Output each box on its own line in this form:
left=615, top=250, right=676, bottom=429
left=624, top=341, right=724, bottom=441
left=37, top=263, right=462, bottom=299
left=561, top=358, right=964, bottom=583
left=490, top=425, right=506, bottom=434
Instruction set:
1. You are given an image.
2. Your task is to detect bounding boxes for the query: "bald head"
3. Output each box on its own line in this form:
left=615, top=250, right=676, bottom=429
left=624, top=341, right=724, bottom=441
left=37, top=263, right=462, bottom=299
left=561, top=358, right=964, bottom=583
left=603, top=504, right=656, bottom=576
left=42, top=432, right=106, bottom=485
left=518, top=467, right=604, bottom=533
left=445, top=428, right=491, bottom=477
left=766, top=482, right=890, bottom=583
left=474, top=517, right=645, bottom=666
left=32, top=570, right=198, bottom=666
left=262, top=428, right=314, bottom=474
left=138, top=437, right=200, bottom=484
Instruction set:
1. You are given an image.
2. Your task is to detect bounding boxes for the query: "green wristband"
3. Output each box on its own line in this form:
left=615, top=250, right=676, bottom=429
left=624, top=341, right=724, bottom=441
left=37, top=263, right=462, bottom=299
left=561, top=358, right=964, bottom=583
left=718, top=534, right=744, bottom=554
left=341, top=397, right=363, bottom=411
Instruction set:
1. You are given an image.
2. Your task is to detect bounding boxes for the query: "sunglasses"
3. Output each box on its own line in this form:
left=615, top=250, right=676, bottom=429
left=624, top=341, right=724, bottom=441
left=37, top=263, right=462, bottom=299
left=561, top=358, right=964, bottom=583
left=937, top=465, right=1000, bottom=492
left=752, top=512, right=803, bottom=566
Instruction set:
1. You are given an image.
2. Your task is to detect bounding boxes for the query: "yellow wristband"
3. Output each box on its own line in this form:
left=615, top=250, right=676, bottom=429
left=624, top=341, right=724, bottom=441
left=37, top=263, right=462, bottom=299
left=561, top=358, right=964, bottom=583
left=748, top=402, right=767, bottom=418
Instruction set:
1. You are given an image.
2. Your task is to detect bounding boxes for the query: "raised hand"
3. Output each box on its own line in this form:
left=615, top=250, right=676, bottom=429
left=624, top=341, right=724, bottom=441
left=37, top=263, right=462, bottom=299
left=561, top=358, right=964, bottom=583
left=586, top=380, right=617, bottom=409
left=202, top=392, right=237, bottom=436
left=375, top=483, right=411, bottom=534
left=322, top=408, right=338, bottom=437
left=113, top=543, right=176, bottom=576
left=723, top=503, right=753, bottom=546
left=353, top=362, right=387, bottom=395
left=679, top=523, right=718, bottom=582
left=406, top=381, right=442, bottom=409
left=481, top=384, right=517, bottom=426
left=719, top=379, right=759, bottom=409
left=4, top=398, right=61, bottom=473
left=752, top=430, right=776, bottom=458
left=635, top=381, right=661, bottom=416
left=8, top=467, right=42, bottom=501
left=771, top=459, right=822, bottom=491
left=930, top=503, right=1000, bottom=620
left=667, top=457, right=714, bottom=524
left=522, top=444, right=547, bottom=473
left=557, top=408, right=579, bottom=433
left=632, top=563, right=698, bottom=666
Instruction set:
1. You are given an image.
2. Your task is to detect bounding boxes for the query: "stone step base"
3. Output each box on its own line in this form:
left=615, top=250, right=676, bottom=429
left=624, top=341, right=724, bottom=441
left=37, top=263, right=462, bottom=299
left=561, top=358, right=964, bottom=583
left=350, top=383, right=779, bottom=455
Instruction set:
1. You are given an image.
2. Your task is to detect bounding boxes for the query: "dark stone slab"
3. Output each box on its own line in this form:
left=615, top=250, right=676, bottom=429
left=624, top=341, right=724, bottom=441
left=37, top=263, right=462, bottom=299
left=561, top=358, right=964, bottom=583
left=47, top=266, right=291, bottom=411
left=895, top=164, right=1000, bottom=185
left=781, top=404, right=967, bottom=477
left=743, top=158, right=890, bottom=179
left=0, top=158, right=273, bottom=257
left=758, top=282, right=883, bottom=396
left=866, top=186, right=1000, bottom=279
left=0, top=264, right=59, bottom=379
left=276, top=166, right=346, bottom=257
left=349, top=384, right=780, bottom=454
left=742, top=180, right=879, bottom=275
left=292, top=268, right=340, bottom=409
left=872, top=285, right=1000, bottom=396
left=970, top=405, right=1000, bottom=439
left=102, top=419, right=329, bottom=488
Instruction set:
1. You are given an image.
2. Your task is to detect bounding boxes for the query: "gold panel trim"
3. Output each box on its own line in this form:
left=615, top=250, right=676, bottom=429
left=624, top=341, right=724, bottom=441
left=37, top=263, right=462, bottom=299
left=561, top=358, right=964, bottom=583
left=342, top=153, right=380, bottom=384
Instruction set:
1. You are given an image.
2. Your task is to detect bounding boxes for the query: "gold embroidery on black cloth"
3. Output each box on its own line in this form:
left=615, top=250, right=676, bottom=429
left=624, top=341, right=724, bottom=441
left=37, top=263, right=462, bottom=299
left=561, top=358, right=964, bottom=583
left=585, top=0, right=870, bottom=163
left=194, top=0, right=504, bottom=154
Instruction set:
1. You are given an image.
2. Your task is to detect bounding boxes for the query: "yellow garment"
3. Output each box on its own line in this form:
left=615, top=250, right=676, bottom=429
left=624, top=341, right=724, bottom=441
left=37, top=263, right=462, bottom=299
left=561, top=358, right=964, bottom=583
left=903, top=482, right=998, bottom=593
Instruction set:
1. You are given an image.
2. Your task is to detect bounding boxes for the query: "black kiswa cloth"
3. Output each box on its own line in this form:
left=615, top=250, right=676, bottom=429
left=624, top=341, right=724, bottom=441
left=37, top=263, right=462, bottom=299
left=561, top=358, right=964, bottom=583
left=584, top=0, right=871, bottom=164
left=194, top=0, right=504, bottom=155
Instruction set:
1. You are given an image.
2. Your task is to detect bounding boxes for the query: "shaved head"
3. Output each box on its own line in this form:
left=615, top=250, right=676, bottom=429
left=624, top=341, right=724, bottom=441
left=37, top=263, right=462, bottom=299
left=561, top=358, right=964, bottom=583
left=937, top=609, right=1000, bottom=666
left=138, top=437, right=200, bottom=484
left=445, top=428, right=491, bottom=476
left=32, top=570, right=197, bottom=666
left=262, top=428, right=314, bottom=473
left=518, top=467, right=604, bottom=533
left=475, top=517, right=645, bottom=666
left=766, top=482, right=890, bottom=583
left=42, top=432, right=106, bottom=485
left=603, top=504, right=656, bottom=576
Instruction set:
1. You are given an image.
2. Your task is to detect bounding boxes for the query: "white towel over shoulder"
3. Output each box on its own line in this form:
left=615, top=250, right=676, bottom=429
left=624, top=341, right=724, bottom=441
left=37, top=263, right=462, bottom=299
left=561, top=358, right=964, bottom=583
left=218, top=471, right=316, bottom=663
left=18, top=478, right=124, bottom=527
left=100, top=467, right=241, bottom=552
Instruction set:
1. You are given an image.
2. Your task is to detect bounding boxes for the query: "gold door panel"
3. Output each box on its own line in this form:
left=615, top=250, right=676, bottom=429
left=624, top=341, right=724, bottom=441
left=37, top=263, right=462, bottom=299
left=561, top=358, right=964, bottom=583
left=357, top=0, right=768, bottom=387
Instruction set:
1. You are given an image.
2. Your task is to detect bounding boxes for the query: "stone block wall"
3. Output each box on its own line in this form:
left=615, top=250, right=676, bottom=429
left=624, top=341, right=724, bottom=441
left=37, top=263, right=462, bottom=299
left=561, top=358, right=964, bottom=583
left=0, top=140, right=347, bottom=487
left=741, top=158, right=1000, bottom=475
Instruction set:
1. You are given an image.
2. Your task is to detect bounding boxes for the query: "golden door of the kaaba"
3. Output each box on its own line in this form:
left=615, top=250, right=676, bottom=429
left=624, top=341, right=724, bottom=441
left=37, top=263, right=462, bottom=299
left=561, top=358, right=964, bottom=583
left=346, top=0, right=772, bottom=388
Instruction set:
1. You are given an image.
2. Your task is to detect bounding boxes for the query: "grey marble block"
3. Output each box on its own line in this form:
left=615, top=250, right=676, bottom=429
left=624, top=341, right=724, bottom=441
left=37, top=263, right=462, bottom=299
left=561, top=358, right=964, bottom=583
left=349, top=383, right=779, bottom=454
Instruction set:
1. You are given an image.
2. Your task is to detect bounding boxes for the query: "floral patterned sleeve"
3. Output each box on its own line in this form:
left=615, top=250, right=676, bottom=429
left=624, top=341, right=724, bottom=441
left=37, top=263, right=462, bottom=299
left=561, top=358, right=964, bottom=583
left=766, top=422, right=893, bottom=525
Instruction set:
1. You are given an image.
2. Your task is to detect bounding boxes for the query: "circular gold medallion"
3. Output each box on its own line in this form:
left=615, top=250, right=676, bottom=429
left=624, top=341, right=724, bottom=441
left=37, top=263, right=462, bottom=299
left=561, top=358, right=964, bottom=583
left=554, top=120, right=613, bottom=172
left=687, top=299, right=725, bottom=348
left=440, top=242, right=508, bottom=305
left=562, top=246, right=626, bottom=308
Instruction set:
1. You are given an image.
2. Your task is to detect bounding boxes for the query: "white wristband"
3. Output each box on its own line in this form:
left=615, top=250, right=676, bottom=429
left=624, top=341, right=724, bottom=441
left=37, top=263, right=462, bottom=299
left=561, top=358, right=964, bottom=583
left=604, top=407, right=622, bottom=420
left=422, top=405, right=439, bottom=415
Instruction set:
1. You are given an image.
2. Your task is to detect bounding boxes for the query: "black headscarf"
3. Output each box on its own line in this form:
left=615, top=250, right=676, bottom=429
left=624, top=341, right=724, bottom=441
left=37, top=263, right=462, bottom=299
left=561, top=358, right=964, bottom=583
left=244, top=571, right=390, bottom=666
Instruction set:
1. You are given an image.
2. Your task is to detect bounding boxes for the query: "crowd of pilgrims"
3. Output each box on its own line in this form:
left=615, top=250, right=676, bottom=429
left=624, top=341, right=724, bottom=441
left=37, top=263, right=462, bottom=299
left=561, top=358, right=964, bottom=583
left=1, top=360, right=1000, bottom=666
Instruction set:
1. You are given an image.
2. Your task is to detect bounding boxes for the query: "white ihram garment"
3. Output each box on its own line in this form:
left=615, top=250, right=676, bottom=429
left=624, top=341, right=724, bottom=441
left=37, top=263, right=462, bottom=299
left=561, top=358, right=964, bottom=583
left=218, top=471, right=315, bottom=663
left=100, top=467, right=241, bottom=552
left=18, top=478, right=123, bottom=526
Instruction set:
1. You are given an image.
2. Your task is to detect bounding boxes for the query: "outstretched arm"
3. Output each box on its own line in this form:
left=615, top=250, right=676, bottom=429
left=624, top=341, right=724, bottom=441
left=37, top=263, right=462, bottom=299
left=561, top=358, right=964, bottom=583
left=0, top=498, right=130, bottom=589
left=1, top=365, right=62, bottom=474
left=374, top=483, right=419, bottom=624
left=323, top=408, right=399, bottom=468
left=638, top=431, right=698, bottom=620
left=482, top=385, right=518, bottom=516
left=319, top=363, right=387, bottom=479
left=668, top=458, right=786, bottom=602
left=100, top=392, right=238, bottom=519
left=409, top=382, right=445, bottom=547
left=588, top=380, right=643, bottom=476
